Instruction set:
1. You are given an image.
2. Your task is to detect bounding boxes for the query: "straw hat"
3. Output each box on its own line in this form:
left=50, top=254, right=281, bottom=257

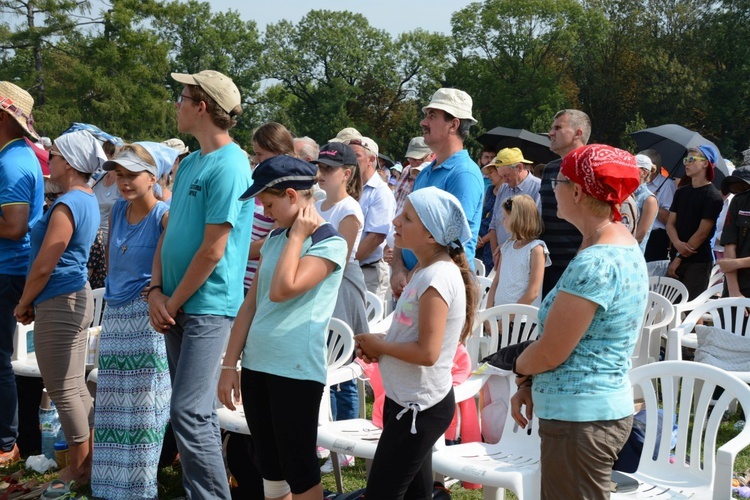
left=0, top=82, right=39, bottom=140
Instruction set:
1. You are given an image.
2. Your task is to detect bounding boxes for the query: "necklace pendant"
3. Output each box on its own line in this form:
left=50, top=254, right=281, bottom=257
left=122, top=244, right=127, bottom=254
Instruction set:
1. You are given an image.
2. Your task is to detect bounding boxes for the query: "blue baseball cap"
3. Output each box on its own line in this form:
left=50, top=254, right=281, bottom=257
left=239, top=155, right=318, bottom=200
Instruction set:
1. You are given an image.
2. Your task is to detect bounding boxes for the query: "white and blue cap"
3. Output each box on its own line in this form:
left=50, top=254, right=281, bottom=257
left=407, top=186, right=472, bottom=250
left=240, top=155, right=318, bottom=200
left=102, top=142, right=177, bottom=179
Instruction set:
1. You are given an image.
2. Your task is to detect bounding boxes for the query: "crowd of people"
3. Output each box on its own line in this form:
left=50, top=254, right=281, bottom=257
left=1, top=66, right=749, bottom=500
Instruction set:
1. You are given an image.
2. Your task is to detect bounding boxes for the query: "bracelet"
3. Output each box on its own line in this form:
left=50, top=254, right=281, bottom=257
left=147, top=285, right=162, bottom=296
left=221, top=365, right=239, bottom=371
left=674, top=253, right=682, bottom=259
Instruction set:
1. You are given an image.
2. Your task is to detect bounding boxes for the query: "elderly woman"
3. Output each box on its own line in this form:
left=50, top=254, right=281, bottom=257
left=511, top=144, right=649, bottom=499
left=14, top=130, right=103, bottom=485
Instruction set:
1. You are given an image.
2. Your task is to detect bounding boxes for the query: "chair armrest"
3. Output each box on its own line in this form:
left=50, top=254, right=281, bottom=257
left=665, top=325, right=690, bottom=361
left=454, top=372, right=490, bottom=403
left=326, top=361, right=364, bottom=386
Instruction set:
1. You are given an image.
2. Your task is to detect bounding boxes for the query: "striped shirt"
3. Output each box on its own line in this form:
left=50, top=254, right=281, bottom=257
left=244, top=200, right=275, bottom=290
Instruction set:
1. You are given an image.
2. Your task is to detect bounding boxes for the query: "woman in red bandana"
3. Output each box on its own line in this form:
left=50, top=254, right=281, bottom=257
left=510, top=144, right=650, bottom=499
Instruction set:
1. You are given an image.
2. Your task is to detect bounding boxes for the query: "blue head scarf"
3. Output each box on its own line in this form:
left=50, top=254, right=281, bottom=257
left=407, top=187, right=472, bottom=250
left=137, top=142, right=179, bottom=180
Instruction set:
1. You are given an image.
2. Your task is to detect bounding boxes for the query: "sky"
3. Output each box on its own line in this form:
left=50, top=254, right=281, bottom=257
left=205, top=0, right=476, bottom=36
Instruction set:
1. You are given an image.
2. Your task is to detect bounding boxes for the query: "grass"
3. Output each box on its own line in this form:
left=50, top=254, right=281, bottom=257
left=3, top=401, right=748, bottom=499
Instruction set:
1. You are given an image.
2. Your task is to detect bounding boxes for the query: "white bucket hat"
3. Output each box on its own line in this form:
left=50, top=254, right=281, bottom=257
left=422, top=88, right=477, bottom=126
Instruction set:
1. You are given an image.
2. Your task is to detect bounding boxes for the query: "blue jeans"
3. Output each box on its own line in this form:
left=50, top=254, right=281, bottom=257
left=0, top=274, right=24, bottom=452
left=164, top=313, right=232, bottom=500
left=330, top=379, right=359, bottom=421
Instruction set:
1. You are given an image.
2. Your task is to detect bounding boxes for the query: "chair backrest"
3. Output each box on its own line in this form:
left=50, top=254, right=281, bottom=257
left=632, top=292, right=675, bottom=368
left=672, top=283, right=723, bottom=328
left=648, top=276, right=689, bottom=306
left=467, top=304, right=540, bottom=369
left=709, top=264, right=724, bottom=288
left=679, top=296, right=750, bottom=335
left=473, top=258, right=486, bottom=277
left=629, top=361, right=750, bottom=498
left=326, top=318, right=355, bottom=371
left=91, top=287, right=106, bottom=327
left=476, top=275, right=493, bottom=311
left=364, top=291, right=384, bottom=324
left=11, top=322, right=34, bottom=362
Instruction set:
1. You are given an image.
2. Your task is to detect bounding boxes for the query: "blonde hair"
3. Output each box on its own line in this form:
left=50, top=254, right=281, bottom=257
left=503, top=194, right=543, bottom=240
left=581, top=194, right=612, bottom=218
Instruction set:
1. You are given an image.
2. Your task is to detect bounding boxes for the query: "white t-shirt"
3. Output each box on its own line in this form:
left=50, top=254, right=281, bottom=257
left=379, top=260, right=465, bottom=411
left=494, top=239, right=551, bottom=308
left=316, top=197, right=364, bottom=263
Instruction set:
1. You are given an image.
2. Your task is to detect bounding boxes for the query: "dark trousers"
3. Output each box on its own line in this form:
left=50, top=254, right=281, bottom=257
left=0, top=274, right=25, bottom=451
left=644, top=228, right=670, bottom=262
left=242, top=369, right=324, bottom=495
left=365, top=390, right=455, bottom=500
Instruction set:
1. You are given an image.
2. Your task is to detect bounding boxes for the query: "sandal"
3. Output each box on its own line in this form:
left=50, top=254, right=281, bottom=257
left=39, top=480, right=71, bottom=499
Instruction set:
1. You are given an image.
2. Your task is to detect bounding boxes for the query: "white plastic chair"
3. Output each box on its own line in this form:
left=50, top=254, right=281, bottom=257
left=666, top=296, right=750, bottom=362
left=364, top=290, right=384, bottom=327
left=216, top=317, right=356, bottom=435
left=473, top=258, right=486, bottom=277
left=466, top=304, right=540, bottom=370
left=477, top=275, right=493, bottom=311
left=13, top=323, right=101, bottom=379
left=648, top=276, right=689, bottom=308
left=709, top=264, right=724, bottom=288
left=672, top=283, right=723, bottom=329
left=431, top=370, right=541, bottom=500
left=90, top=287, right=105, bottom=328
left=316, top=371, right=490, bottom=492
left=611, top=361, right=750, bottom=499
left=631, top=292, right=674, bottom=369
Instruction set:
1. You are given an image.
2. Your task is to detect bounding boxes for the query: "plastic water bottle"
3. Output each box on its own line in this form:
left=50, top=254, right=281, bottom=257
left=39, top=389, right=62, bottom=459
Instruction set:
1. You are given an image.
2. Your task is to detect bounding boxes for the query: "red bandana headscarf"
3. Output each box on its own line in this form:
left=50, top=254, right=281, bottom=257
left=560, top=144, right=640, bottom=222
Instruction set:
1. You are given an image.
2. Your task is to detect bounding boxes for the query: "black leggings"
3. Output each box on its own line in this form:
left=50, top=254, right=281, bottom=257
left=241, top=369, right=324, bottom=495
left=365, top=389, right=455, bottom=500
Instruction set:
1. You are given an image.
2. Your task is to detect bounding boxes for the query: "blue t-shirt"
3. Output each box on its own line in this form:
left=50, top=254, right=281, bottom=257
left=404, top=149, right=483, bottom=270
left=533, top=244, right=648, bottom=422
left=29, top=190, right=99, bottom=305
left=0, top=139, right=44, bottom=275
left=105, top=199, right=168, bottom=307
left=161, top=142, right=253, bottom=316
left=242, top=224, right=347, bottom=385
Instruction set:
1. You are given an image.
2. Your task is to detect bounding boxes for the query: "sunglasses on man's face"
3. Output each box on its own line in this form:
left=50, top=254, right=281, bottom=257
left=683, top=156, right=707, bottom=165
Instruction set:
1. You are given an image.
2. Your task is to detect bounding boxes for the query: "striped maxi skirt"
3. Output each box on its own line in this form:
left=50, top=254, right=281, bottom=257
left=91, top=297, right=171, bottom=500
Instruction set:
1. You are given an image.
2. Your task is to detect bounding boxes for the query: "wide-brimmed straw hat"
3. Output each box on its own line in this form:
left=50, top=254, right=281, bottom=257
left=0, top=82, right=39, bottom=140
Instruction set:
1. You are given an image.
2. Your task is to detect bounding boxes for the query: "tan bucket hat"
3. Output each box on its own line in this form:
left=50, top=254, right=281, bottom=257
left=422, top=88, right=477, bottom=126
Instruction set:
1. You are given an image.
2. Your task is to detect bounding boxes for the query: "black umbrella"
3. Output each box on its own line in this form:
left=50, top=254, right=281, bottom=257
left=630, top=124, right=729, bottom=187
left=476, top=126, right=557, bottom=165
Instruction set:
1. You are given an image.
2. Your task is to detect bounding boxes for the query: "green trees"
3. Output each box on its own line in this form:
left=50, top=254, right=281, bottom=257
left=0, top=0, right=748, bottom=161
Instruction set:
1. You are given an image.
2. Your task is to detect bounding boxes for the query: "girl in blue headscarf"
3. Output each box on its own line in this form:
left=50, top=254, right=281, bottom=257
left=354, top=186, right=479, bottom=499
left=90, top=142, right=176, bottom=500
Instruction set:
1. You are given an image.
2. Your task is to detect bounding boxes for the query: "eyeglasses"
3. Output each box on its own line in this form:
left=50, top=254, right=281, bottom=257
left=683, top=155, right=707, bottom=165
left=176, top=94, right=201, bottom=105
left=550, top=178, right=572, bottom=189
left=0, top=95, right=39, bottom=138
left=503, top=198, right=513, bottom=212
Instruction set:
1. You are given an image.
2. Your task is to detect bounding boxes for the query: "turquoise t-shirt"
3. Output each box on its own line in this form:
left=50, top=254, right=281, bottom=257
left=242, top=224, right=347, bottom=385
left=0, top=139, right=44, bottom=276
left=29, top=190, right=99, bottom=305
left=161, top=142, right=253, bottom=316
left=533, top=244, right=648, bottom=422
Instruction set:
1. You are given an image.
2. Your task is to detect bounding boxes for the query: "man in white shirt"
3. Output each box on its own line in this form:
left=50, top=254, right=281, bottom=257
left=352, top=137, right=395, bottom=300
